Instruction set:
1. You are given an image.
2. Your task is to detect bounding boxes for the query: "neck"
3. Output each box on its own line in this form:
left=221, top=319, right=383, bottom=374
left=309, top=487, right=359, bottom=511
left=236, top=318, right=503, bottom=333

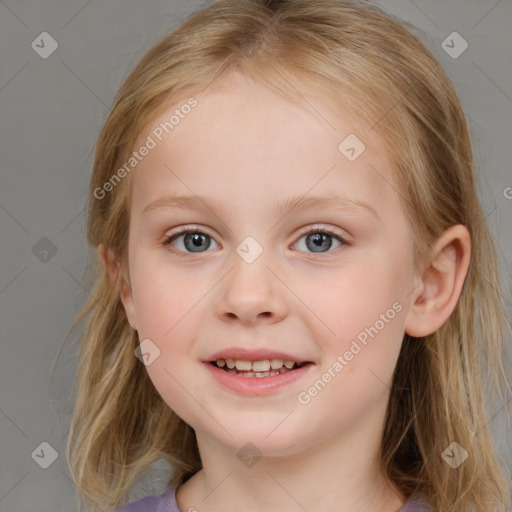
left=175, top=395, right=405, bottom=512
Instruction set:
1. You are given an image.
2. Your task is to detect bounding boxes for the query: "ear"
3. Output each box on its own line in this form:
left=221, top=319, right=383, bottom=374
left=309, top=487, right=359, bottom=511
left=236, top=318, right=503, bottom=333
left=97, top=243, right=138, bottom=331
left=404, top=224, right=471, bottom=337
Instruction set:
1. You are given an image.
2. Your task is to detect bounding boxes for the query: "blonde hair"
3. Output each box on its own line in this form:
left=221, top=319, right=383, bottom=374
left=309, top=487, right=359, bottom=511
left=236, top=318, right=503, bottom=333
left=60, top=0, right=512, bottom=510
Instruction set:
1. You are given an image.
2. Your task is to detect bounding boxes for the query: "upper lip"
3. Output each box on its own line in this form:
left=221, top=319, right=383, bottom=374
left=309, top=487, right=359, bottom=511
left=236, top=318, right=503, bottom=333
left=206, top=347, right=313, bottom=365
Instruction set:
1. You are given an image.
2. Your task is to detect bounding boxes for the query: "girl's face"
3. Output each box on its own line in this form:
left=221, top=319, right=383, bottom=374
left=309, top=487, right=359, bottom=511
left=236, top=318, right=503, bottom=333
left=121, top=72, right=419, bottom=456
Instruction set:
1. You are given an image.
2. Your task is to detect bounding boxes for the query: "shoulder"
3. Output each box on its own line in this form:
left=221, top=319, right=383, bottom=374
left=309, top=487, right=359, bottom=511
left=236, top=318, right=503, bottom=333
left=114, top=487, right=179, bottom=512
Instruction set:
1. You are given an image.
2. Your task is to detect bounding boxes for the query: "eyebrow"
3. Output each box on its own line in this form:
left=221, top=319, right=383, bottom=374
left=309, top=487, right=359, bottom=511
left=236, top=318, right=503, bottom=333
left=143, top=194, right=378, bottom=219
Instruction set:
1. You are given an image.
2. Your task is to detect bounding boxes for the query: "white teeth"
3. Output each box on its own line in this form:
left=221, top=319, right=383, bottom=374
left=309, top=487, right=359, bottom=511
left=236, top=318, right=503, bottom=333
left=252, top=360, right=271, bottom=372
left=214, top=358, right=300, bottom=373
left=270, top=359, right=284, bottom=369
left=226, top=369, right=281, bottom=378
left=235, top=360, right=252, bottom=371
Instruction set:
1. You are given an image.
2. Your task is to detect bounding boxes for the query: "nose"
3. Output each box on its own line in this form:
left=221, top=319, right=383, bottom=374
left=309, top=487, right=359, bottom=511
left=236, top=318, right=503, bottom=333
left=214, top=249, right=289, bottom=326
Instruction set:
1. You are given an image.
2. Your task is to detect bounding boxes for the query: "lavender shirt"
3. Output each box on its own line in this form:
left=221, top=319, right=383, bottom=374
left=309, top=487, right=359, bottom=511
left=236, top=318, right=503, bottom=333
left=116, top=488, right=179, bottom=512
left=116, top=487, right=429, bottom=511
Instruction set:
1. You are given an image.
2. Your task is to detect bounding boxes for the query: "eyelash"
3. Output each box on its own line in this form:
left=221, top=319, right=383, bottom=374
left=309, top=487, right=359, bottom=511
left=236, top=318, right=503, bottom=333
left=162, top=225, right=348, bottom=256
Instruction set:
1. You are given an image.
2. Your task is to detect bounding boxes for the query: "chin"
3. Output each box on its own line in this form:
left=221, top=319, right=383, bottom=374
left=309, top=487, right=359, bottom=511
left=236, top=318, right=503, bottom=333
left=205, top=423, right=315, bottom=459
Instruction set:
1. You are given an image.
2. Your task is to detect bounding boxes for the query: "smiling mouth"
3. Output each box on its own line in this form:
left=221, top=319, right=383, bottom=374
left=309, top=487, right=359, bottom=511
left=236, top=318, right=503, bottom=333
left=209, top=359, right=311, bottom=378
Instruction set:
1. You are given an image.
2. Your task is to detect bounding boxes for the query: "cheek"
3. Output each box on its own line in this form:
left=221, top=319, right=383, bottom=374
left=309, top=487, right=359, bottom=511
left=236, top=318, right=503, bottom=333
left=143, top=357, right=208, bottom=431
left=295, top=258, right=407, bottom=408
left=130, top=256, right=199, bottom=336
left=299, top=260, right=406, bottom=347
left=128, top=256, right=205, bottom=406
left=298, top=298, right=405, bottom=428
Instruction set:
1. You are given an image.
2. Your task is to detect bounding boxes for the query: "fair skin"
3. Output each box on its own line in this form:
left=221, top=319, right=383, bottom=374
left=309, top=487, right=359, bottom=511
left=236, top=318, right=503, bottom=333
left=99, top=71, right=470, bottom=512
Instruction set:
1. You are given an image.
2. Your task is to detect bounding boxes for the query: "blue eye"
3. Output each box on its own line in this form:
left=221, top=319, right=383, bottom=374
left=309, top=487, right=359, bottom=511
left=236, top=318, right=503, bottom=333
left=163, top=226, right=347, bottom=255
left=293, top=228, right=345, bottom=253
left=163, top=228, right=220, bottom=254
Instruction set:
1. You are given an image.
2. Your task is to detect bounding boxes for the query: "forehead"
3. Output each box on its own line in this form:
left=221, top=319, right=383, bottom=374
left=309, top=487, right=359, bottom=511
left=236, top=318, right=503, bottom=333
left=129, top=73, right=402, bottom=221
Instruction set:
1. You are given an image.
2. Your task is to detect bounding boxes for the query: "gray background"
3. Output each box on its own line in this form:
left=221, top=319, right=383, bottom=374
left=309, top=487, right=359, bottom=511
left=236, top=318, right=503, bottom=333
left=1, top=1, right=511, bottom=510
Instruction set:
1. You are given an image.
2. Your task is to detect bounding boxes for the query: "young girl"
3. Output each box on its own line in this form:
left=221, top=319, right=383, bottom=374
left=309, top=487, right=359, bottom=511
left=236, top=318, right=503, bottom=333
left=63, top=0, right=512, bottom=510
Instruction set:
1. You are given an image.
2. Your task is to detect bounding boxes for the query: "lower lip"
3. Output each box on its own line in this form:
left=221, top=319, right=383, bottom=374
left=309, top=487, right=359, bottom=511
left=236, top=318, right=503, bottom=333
left=203, top=362, right=315, bottom=396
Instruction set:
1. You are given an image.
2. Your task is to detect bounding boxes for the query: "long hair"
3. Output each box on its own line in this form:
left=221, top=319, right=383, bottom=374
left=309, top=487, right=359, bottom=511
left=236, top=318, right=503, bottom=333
left=60, top=1, right=512, bottom=510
